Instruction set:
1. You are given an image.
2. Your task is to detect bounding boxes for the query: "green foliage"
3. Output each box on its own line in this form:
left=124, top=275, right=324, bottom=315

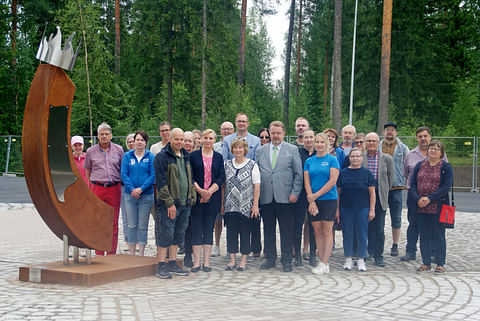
left=445, top=80, right=480, bottom=137
left=2, top=0, right=479, bottom=138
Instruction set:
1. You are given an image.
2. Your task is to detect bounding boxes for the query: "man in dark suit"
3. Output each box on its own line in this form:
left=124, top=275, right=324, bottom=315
left=256, top=121, right=303, bottom=272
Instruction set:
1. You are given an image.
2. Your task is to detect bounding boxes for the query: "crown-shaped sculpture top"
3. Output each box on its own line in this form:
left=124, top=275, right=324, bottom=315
left=36, top=26, right=81, bottom=71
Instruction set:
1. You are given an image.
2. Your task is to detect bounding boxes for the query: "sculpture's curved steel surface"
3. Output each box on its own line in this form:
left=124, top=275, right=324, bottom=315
left=22, top=64, right=113, bottom=251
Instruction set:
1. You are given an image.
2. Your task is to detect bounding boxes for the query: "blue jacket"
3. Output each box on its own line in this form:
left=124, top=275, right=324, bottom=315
left=379, top=137, right=409, bottom=187
left=121, top=149, right=156, bottom=195
left=190, top=149, right=226, bottom=213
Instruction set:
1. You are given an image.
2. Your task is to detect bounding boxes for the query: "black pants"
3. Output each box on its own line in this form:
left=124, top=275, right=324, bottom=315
left=250, top=219, right=262, bottom=254
left=367, top=194, right=386, bottom=259
left=293, top=194, right=308, bottom=258
left=225, top=213, right=251, bottom=255
left=261, top=201, right=294, bottom=265
left=184, top=215, right=193, bottom=260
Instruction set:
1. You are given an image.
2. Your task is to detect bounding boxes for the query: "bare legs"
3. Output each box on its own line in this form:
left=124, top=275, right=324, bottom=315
left=312, top=220, right=334, bottom=265
left=193, top=244, right=213, bottom=268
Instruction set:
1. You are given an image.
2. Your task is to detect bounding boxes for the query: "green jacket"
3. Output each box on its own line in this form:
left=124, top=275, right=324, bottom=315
left=154, top=143, right=196, bottom=208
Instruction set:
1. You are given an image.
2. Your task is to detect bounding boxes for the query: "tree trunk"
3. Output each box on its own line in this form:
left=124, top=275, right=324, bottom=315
left=323, top=40, right=329, bottom=121
left=295, top=0, right=303, bottom=98
left=237, top=0, right=247, bottom=86
left=78, top=0, right=93, bottom=142
left=11, top=0, right=18, bottom=127
left=283, top=0, right=295, bottom=126
left=378, top=0, right=393, bottom=132
left=201, top=0, right=207, bottom=131
left=332, top=0, right=342, bottom=132
left=114, top=0, right=120, bottom=74
left=167, top=61, right=173, bottom=123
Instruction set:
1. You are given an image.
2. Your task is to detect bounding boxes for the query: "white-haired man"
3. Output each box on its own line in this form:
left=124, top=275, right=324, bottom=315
left=340, top=125, right=356, bottom=156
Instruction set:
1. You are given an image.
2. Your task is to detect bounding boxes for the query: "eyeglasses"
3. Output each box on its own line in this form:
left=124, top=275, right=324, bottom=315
left=221, top=128, right=234, bottom=131
left=236, top=120, right=248, bottom=123
left=428, top=147, right=441, bottom=151
left=260, top=136, right=270, bottom=139
left=366, top=140, right=378, bottom=143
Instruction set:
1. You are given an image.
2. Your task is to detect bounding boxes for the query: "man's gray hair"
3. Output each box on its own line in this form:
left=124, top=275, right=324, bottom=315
left=97, top=122, right=112, bottom=133
left=342, top=124, right=356, bottom=135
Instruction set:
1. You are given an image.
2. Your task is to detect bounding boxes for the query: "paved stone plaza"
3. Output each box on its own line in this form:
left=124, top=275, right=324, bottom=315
left=0, top=204, right=479, bottom=321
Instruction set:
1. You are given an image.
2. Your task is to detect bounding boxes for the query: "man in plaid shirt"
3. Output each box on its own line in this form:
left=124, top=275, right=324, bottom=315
left=362, top=132, right=394, bottom=267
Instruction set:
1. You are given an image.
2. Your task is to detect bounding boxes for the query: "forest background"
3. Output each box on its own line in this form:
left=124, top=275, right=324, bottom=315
left=1, top=0, right=479, bottom=139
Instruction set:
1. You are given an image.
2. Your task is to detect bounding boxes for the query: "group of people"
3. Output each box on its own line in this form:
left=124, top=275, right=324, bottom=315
left=70, top=113, right=453, bottom=279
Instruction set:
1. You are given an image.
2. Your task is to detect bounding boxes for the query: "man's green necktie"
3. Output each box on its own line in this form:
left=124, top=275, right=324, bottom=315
left=272, top=145, right=278, bottom=169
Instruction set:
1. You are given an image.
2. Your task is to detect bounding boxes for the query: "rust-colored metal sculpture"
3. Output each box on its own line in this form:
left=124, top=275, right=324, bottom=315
left=22, top=27, right=113, bottom=251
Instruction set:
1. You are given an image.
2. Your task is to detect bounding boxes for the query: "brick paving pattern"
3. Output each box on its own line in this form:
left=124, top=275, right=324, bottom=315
left=0, top=204, right=479, bottom=320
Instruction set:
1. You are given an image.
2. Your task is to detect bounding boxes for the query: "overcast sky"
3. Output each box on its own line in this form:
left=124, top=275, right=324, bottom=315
left=261, top=1, right=290, bottom=83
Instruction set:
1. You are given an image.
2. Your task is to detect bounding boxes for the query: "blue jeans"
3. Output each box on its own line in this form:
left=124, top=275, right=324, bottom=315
left=124, top=192, right=153, bottom=245
left=340, top=207, right=369, bottom=258
left=120, top=188, right=128, bottom=242
left=388, top=189, right=403, bottom=229
left=154, top=203, right=191, bottom=248
left=368, top=195, right=386, bottom=259
left=418, top=213, right=446, bottom=266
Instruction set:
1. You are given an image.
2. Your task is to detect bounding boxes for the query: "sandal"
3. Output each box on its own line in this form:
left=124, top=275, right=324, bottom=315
left=302, top=253, right=310, bottom=261
left=416, top=264, right=431, bottom=272
left=434, top=266, right=446, bottom=274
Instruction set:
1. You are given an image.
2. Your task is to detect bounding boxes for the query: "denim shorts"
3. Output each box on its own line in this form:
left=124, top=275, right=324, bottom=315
left=388, top=189, right=403, bottom=229
left=154, top=202, right=191, bottom=248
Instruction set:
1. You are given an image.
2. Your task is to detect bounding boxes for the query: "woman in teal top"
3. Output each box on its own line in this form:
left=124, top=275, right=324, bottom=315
left=304, top=133, right=340, bottom=275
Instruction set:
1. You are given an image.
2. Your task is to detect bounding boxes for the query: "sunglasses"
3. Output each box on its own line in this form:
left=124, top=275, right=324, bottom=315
left=260, top=136, right=270, bottom=139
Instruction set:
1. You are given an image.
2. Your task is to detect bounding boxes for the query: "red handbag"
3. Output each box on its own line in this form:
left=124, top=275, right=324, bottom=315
left=439, top=184, right=455, bottom=229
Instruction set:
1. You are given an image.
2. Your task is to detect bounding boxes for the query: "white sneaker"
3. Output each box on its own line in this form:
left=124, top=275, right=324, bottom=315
left=343, top=258, right=353, bottom=270
left=211, top=245, right=220, bottom=257
left=358, top=259, right=367, bottom=272
left=325, top=263, right=330, bottom=274
left=312, top=262, right=326, bottom=275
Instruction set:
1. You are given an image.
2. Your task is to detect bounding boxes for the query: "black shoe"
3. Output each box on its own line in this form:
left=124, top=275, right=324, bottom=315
left=184, top=256, right=193, bottom=268
left=391, top=244, right=399, bottom=257
left=400, top=253, right=416, bottom=261
left=237, top=266, right=247, bottom=272
left=366, top=254, right=374, bottom=262
left=177, top=245, right=185, bottom=255
left=202, top=265, right=212, bottom=272
left=225, top=264, right=236, bottom=271
left=167, top=261, right=189, bottom=276
left=260, top=261, right=276, bottom=269
left=282, top=264, right=293, bottom=272
left=156, top=262, right=172, bottom=279
left=374, top=258, right=386, bottom=267
left=309, top=257, right=318, bottom=267
left=294, top=256, right=303, bottom=267
left=191, top=266, right=201, bottom=273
